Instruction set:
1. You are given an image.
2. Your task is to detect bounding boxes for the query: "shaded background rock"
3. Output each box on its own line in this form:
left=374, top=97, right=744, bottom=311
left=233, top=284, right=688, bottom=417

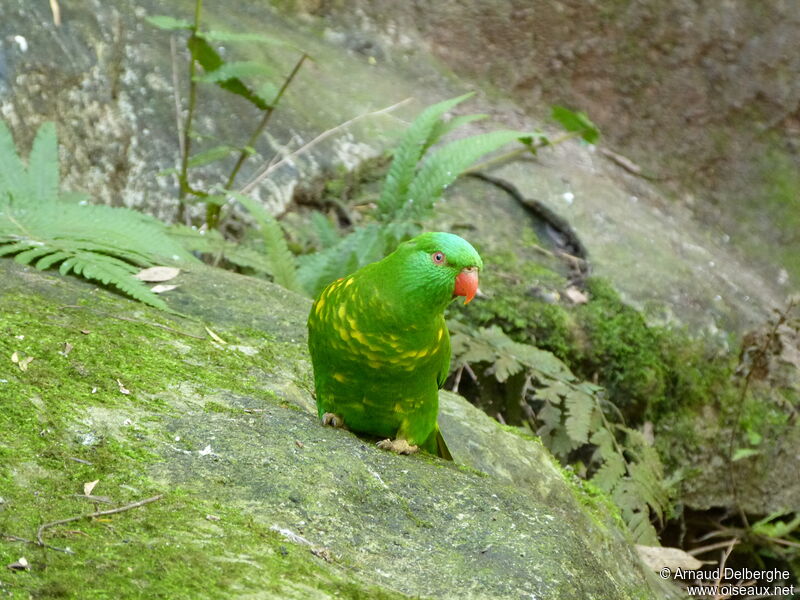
left=297, top=0, right=800, bottom=289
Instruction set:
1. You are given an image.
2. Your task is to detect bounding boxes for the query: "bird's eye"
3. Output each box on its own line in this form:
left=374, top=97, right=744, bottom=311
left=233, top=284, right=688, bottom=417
left=431, top=251, right=446, bottom=265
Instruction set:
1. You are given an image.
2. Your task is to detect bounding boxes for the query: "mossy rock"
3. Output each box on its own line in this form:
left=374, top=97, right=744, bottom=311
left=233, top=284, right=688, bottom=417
left=0, top=258, right=677, bottom=599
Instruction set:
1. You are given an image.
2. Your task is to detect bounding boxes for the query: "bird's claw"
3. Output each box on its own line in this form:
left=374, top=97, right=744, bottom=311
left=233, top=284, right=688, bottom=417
left=321, top=413, right=345, bottom=428
left=376, top=439, right=418, bottom=455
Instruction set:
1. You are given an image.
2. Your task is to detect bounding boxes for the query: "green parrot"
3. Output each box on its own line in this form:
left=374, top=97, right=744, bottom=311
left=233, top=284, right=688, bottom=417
left=307, top=232, right=482, bottom=458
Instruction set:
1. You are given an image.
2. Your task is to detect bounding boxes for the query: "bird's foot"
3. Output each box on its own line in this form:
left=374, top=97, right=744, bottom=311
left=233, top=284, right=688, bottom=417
left=321, top=413, right=346, bottom=429
left=376, top=438, right=418, bottom=455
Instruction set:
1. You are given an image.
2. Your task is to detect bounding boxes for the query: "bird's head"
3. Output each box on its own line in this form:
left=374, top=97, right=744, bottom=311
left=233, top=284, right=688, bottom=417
left=391, top=232, right=483, bottom=307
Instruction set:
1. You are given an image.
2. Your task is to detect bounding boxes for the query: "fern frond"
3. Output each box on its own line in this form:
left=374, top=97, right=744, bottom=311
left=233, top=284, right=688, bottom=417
left=28, top=122, right=59, bottom=204
left=426, top=113, right=488, bottom=150
left=168, top=224, right=273, bottom=274
left=0, top=121, right=28, bottom=201
left=297, top=223, right=384, bottom=297
left=67, top=252, right=168, bottom=310
left=401, top=129, right=526, bottom=220
left=0, top=240, right=36, bottom=257
left=13, top=245, right=55, bottom=265
left=376, top=93, right=473, bottom=218
left=590, top=452, right=626, bottom=493
left=564, top=387, right=594, bottom=446
left=310, top=211, right=340, bottom=249
left=626, top=509, right=659, bottom=545
left=229, top=192, right=301, bottom=293
left=0, top=121, right=198, bottom=310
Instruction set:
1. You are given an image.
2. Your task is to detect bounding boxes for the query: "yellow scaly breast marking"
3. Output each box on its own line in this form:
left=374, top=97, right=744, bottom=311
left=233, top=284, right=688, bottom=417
left=336, top=325, right=351, bottom=342
left=345, top=277, right=354, bottom=287
left=437, top=327, right=444, bottom=342
left=332, top=372, right=346, bottom=382
left=314, top=298, right=325, bottom=315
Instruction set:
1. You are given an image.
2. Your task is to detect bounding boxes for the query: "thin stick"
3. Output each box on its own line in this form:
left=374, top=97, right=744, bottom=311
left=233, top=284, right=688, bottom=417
left=1, top=532, right=71, bottom=553
left=178, top=0, right=203, bottom=206
left=712, top=537, right=738, bottom=600
left=60, top=305, right=206, bottom=340
left=240, top=98, right=412, bottom=195
left=688, top=539, right=740, bottom=556
left=223, top=53, right=309, bottom=193
left=49, top=0, right=61, bottom=26
left=170, top=35, right=185, bottom=162
left=462, top=130, right=582, bottom=176
left=37, top=495, right=164, bottom=549
left=450, top=366, right=463, bottom=392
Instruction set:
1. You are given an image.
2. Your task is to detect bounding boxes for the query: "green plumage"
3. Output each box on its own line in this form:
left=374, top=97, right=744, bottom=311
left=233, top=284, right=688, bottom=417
left=307, top=232, right=483, bottom=457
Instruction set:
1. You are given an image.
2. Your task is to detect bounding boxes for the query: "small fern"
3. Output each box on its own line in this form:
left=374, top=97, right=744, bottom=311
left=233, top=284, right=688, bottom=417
left=0, top=121, right=197, bottom=310
left=168, top=224, right=274, bottom=274
left=297, top=94, right=528, bottom=297
left=376, top=93, right=477, bottom=218
left=449, top=321, right=671, bottom=544
left=228, top=191, right=303, bottom=294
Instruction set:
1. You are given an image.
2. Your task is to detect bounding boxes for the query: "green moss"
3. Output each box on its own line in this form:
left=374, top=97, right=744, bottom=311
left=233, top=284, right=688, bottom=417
left=573, top=278, right=667, bottom=418
left=0, top=287, right=406, bottom=599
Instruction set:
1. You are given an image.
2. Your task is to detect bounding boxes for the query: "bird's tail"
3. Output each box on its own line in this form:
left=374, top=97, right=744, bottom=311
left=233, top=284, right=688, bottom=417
left=422, top=425, right=453, bottom=461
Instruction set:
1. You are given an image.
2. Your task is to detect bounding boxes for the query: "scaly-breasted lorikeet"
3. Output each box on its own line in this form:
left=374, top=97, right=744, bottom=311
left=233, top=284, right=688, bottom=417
left=307, top=232, right=482, bottom=458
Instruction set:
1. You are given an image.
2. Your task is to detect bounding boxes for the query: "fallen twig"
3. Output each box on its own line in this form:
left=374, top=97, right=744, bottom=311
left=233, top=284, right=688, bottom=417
left=2, top=532, right=74, bottom=554
left=36, top=494, right=164, bottom=552
left=59, top=305, right=206, bottom=340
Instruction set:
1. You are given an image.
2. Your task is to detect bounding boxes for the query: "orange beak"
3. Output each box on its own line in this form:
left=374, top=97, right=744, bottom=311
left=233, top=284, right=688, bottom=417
left=453, top=267, right=479, bottom=304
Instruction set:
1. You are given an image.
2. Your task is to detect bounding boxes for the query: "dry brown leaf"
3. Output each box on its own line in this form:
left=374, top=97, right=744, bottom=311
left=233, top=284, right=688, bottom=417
left=636, top=544, right=707, bottom=572
left=11, top=352, right=19, bottom=363
left=134, top=266, right=181, bottom=282
left=83, top=479, right=99, bottom=496
left=295, top=440, right=305, bottom=449
left=150, top=284, right=179, bottom=294
left=117, top=379, right=131, bottom=395
left=19, top=356, right=34, bottom=371
left=60, top=342, right=74, bottom=357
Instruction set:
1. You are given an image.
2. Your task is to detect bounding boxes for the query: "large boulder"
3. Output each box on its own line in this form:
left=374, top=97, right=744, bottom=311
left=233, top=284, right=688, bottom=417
left=0, top=259, right=674, bottom=599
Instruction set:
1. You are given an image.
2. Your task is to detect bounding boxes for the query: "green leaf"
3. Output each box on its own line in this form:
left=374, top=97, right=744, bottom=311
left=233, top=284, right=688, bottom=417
left=194, top=61, right=278, bottom=83
left=198, top=30, right=289, bottom=46
left=0, top=119, right=198, bottom=310
left=564, top=388, right=593, bottom=445
left=426, top=113, right=488, bottom=150
left=751, top=512, right=800, bottom=539
left=146, top=15, right=193, bottom=31
left=492, top=354, right=522, bottom=382
left=591, top=452, right=626, bottom=493
left=228, top=192, right=301, bottom=293
left=550, top=105, right=600, bottom=144
left=28, top=122, right=59, bottom=204
left=187, top=36, right=269, bottom=110
left=310, top=211, right=340, bottom=249
left=627, top=509, right=659, bottom=545
left=186, top=145, right=237, bottom=169
left=297, top=223, right=390, bottom=297
left=731, top=447, right=761, bottom=461
left=0, top=121, right=28, bottom=201
left=401, top=129, right=527, bottom=220
left=377, top=93, right=474, bottom=218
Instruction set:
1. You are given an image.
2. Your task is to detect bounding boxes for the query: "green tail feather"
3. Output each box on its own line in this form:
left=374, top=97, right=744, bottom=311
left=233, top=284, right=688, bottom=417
left=422, top=426, right=453, bottom=461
